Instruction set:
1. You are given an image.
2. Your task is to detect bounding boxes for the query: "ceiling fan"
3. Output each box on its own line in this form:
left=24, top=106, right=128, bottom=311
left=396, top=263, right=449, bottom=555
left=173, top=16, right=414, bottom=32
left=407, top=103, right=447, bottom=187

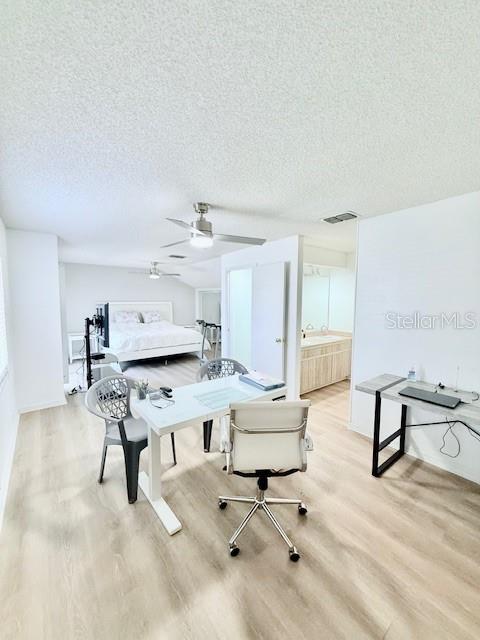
left=160, top=202, right=266, bottom=249
left=129, top=262, right=181, bottom=279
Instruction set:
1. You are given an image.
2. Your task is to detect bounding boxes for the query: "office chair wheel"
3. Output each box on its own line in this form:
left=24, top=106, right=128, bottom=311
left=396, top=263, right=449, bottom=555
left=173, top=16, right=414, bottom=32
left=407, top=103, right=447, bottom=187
left=298, top=503, right=307, bottom=515
left=289, top=548, right=300, bottom=562
left=218, top=500, right=228, bottom=510
left=229, top=544, right=240, bottom=557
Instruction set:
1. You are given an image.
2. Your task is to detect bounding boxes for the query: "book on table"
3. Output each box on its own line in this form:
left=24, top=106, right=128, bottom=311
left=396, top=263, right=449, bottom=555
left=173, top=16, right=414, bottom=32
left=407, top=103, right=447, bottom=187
left=239, top=371, right=285, bottom=391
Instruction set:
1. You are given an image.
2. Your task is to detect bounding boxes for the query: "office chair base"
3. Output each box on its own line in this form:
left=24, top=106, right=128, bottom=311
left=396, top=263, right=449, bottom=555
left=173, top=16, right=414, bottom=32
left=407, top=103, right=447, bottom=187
left=289, top=548, right=300, bottom=562
left=219, top=490, right=306, bottom=561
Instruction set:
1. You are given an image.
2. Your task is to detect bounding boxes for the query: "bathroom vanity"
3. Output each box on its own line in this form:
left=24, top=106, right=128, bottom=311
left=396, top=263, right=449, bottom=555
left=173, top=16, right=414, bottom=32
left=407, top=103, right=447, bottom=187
left=300, top=333, right=352, bottom=394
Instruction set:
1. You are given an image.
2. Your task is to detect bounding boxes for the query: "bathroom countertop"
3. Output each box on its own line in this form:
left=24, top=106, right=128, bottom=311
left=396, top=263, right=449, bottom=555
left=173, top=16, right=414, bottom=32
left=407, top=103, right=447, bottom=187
left=301, top=334, right=352, bottom=348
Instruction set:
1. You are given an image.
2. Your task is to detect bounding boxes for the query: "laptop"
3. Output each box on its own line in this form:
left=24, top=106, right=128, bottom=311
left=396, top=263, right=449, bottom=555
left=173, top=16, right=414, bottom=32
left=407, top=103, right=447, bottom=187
left=398, top=386, right=461, bottom=409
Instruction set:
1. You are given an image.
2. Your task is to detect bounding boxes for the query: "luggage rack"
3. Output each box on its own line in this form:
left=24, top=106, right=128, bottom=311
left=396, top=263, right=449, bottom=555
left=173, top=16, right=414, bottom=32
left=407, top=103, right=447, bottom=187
left=196, top=319, right=221, bottom=363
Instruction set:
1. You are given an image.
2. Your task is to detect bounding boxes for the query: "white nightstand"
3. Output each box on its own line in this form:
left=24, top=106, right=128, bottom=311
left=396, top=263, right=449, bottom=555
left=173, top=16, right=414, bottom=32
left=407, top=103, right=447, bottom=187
left=68, top=333, right=98, bottom=364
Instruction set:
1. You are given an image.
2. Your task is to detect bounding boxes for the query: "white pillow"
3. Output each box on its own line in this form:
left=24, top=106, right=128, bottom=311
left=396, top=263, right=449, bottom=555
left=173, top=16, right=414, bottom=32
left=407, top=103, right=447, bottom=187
left=143, top=310, right=167, bottom=324
left=114, top=310, right=142, bottom=323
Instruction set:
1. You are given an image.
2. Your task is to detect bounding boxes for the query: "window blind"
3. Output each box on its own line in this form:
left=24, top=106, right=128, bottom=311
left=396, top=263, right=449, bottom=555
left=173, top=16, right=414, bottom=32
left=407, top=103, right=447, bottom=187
left=0, top=256, right=8, bottom=383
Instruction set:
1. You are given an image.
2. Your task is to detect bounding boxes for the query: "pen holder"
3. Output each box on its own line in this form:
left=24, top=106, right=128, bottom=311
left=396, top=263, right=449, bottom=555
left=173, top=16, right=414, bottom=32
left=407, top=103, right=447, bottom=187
left=135, top=380, right=149, bottom=400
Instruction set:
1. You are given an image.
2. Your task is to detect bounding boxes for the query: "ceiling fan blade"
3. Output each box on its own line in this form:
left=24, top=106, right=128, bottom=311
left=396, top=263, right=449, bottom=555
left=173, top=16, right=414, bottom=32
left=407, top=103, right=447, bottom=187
left=166, top=218, right=193, bottom=231
left=160, top=273, right=181, bottom=277
left=213, top=233, right=266, bottom=245
left=166, top=218, right=208, bottom=236
left=158, top=239, right=190, bottom=249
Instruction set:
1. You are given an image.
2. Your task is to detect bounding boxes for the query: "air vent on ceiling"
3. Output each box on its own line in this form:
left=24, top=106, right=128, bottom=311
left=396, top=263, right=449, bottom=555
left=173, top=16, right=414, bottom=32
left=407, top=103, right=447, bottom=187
left=168, top=254, right=187, bottom=259
left=323, top=212, right=358, bottom=224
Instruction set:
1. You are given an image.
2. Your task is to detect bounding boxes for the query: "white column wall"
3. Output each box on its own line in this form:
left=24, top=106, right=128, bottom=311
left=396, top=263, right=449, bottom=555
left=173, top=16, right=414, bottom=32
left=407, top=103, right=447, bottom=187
left=7, top=230, right=65, bottom=413
left=0, top=218, right=19, bottom=529
left=351, top=192, right=480, bottom=484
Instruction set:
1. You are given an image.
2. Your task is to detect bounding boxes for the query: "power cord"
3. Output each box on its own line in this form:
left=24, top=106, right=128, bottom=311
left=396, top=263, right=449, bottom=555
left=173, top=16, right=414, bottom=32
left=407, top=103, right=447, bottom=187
left=404, top=418, right=480, bottom=459
left=434, top=383, right=479, bottom=404
left=401, top=382, right=480, bottom=459
left=72, top=326, right=97, bottom=393
left=439, top=420, right=460, bottom=458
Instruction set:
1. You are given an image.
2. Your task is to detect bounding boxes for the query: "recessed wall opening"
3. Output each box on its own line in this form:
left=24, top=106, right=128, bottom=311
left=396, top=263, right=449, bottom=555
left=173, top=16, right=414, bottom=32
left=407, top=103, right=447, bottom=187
left=300, top=222, right=358, bottom=422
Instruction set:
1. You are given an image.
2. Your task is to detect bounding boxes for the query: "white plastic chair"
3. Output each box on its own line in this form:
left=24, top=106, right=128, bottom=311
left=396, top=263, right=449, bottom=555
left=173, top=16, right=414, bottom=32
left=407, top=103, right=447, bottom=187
left=218, top=400, right=313, bottom=561
left=85, top=375, right=176, bottom=503
left=196, top=358, right=248, bottom=452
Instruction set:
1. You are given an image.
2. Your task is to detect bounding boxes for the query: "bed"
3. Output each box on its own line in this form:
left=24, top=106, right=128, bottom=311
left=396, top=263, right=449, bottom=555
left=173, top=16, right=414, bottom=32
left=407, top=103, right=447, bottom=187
left=97, top=301, right=208, bottom=363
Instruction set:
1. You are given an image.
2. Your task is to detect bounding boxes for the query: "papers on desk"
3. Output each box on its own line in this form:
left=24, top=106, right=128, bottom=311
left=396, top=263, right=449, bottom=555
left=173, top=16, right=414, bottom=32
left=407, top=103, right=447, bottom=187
left=149, top=391, right=175, bottom=409
left=239, top=371, right=285, bottom=391
left=194, top=387, right=251, bottom=410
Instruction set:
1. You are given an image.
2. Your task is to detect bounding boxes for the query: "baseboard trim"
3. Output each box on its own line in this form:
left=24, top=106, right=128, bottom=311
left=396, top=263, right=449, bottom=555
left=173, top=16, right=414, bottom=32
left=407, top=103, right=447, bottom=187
left=348, top=421, right=372, bottom=438
left=0, top=412, right=19, bottom=532
left=19, top=397, right=67, bottom=414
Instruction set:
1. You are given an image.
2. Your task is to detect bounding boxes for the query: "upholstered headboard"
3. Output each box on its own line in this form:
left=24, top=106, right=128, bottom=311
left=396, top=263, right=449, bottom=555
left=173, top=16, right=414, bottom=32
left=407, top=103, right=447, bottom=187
left=106, top=301, right=174, bottom=324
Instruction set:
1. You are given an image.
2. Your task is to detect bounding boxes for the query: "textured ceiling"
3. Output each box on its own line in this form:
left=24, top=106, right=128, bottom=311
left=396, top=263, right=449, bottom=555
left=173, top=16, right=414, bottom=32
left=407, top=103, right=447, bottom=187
left=1, top=0, right=479, bottom=270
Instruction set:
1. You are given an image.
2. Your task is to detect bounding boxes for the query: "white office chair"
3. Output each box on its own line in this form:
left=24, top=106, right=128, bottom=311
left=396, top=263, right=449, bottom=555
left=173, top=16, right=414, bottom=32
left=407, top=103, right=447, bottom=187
left=218, top=400, right=312, bottom=561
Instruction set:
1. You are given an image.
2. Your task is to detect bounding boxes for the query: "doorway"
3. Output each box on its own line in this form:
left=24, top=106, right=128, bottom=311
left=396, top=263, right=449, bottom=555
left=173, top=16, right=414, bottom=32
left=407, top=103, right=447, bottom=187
left=225, top=263, right=286, bottom=379
left=196, top=288, right=221, bottom=325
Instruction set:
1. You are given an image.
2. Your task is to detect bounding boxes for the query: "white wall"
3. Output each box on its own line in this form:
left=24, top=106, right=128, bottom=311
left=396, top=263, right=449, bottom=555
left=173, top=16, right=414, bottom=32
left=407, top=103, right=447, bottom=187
left=351, top=192, right=480, bottom=484
left=0, top=218, right=19, bottom=529
left=63, top=263, right=196, bottom=333
left=221, top=235, right=303, bottom=398
left=8, top=230, right=66, bottom=413
left=58, top=263, right=69, bottom=382
left=195, top=288, right=221, bottom=324
left=303, top=244, right=349, bottom=268
left=179, top=257, right=221, bottom=290
left=329, top=253, right=356, bottom=332
left=302, top=254, right=356, bottom=332
left=302, top=270, right=330, bottom=329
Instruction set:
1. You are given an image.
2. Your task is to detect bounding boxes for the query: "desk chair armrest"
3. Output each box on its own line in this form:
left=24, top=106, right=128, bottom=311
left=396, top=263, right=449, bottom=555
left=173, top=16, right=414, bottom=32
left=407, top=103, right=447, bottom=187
left=304, top=432, right=314, bottom=451
left=299, top=432, right=314, bottom=470
left=220, top=416, right=234, bottom=473
left=219, top=416, right=232, bottom=453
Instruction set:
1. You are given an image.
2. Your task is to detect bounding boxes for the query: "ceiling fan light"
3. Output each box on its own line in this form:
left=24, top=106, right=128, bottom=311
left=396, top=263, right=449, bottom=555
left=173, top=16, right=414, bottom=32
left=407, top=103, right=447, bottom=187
left=149, top=260, right=162, bottom=278
left=190, top=234, right=213, bottom=248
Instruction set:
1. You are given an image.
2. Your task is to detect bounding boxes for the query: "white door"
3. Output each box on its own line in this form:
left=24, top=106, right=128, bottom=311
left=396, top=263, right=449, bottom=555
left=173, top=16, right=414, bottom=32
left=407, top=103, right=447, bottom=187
left=227, top=268, right=253, bottom=368
left=251, top=262, right=286, bottom=379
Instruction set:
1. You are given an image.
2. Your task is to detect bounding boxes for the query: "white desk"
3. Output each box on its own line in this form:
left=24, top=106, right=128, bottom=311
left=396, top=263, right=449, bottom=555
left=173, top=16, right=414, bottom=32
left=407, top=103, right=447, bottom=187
left=131, top=375, right=286, bottom=535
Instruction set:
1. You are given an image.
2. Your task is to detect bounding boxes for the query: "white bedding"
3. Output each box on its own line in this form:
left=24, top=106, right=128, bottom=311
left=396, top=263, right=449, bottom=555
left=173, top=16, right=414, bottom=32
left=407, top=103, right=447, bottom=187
left=110, top=321, right=207, bottom=353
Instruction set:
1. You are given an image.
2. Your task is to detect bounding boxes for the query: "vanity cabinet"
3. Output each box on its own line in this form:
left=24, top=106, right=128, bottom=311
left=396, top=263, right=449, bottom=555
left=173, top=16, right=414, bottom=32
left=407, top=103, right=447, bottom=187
left=300, top=338, right=352, bottom=394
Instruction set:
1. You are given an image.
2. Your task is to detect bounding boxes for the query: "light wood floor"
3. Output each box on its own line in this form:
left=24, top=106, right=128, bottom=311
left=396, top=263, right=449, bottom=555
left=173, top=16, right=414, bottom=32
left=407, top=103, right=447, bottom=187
left=1, top=361, right=480, bottom=640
